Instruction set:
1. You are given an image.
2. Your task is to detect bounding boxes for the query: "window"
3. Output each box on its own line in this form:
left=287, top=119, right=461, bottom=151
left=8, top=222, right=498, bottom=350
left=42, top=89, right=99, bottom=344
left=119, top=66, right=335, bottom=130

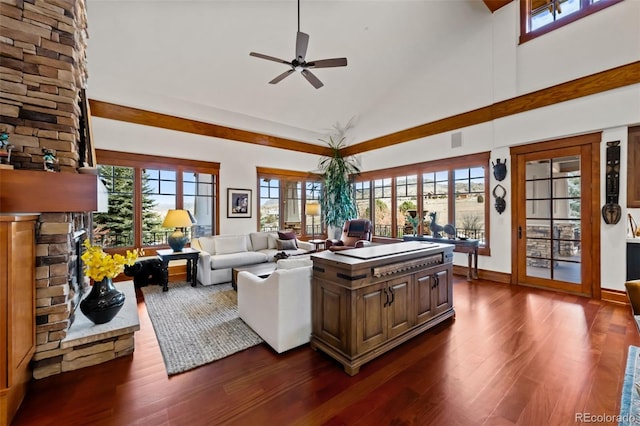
left=259, top=177, right=280, bottom=232
left=142, top=169, right=176, bottom=246
left=305, top=182, right=322, bottom=236
left=95, top=150, right=219, bottom=253
left=520, top=0, right=623, bottom=43
left=354, top=181, right=371, bottom=219
left=423, top=171, right=449, bottom=236
left=454, top=167, right=486, bottom=242
left=354, top=152, right=490, bottom=253
left=396, top=175, right=418, bottom=237
left=374, top=178, right=393, bottom=237
left=184, top=172, right=215, bottom=238
left=257, top=168, right=322, bottom=237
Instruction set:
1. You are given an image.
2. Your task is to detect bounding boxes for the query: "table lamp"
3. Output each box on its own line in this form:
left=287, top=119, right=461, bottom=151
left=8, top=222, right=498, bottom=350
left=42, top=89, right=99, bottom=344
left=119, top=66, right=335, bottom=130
left=162, top=209, right=193, bottom=252
left=307, top=202, right=320, bottom=240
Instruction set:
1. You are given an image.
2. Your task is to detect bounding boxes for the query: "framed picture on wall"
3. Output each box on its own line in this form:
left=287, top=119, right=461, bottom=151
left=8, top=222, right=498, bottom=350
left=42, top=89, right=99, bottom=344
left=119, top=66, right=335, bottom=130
left=227, top=188, right=252, bottom=218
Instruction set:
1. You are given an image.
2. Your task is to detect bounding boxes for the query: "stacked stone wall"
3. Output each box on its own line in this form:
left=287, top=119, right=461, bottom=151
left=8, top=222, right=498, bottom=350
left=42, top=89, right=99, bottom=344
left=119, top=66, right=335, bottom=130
left=0, top=0, right=88, bottom=171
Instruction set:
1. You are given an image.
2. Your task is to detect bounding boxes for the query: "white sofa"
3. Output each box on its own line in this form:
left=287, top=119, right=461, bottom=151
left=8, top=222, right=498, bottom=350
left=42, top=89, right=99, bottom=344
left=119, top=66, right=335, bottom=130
left=191, top=232, right=313, bottom=286
left=237, top=258, right=313, bottom=353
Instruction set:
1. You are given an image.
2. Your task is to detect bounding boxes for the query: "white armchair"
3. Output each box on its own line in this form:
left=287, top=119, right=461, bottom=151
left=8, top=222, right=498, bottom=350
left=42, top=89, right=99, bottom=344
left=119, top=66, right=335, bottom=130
left=237, top=258, right=313, bottom=353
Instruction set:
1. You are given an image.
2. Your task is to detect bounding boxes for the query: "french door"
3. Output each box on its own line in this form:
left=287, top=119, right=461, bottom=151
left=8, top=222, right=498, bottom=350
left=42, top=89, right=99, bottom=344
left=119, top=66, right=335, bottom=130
left=511, top=134, right=600, bottom=297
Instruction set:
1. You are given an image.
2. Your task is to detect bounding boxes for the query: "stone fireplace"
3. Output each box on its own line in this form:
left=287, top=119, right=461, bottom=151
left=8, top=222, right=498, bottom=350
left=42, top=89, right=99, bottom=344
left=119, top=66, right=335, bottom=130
left=0, top=0, right=139, bottom=380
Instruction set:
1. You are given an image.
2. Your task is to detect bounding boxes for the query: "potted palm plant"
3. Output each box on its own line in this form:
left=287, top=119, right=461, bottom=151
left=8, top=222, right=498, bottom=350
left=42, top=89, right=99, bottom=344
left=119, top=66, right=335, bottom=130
left=318, top=136, right=360, bottom=239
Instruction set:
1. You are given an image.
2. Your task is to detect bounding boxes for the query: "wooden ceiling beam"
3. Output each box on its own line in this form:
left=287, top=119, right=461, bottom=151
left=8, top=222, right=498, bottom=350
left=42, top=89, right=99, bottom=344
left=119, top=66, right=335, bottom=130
left=88, top=100, right=333, bottom=157
left=482, top=0, right=514, bottom=13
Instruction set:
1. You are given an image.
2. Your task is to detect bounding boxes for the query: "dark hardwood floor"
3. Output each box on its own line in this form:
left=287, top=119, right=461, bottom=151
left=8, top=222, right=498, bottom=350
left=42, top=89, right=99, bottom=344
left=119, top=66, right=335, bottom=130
left=13, top=278, right=638, bottom=426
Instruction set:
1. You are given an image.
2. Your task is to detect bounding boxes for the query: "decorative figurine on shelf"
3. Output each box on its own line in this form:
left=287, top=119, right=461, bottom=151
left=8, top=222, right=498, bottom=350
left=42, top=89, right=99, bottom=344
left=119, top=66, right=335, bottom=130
left=42, top=148, right=58, bottom=172
left=0, top=128, right=14, bottom=168
left=406, top=213, right=420, bottom=237
left=443, top=224, right=457, bottom=239
left=429, top=212, right=444, bottom=238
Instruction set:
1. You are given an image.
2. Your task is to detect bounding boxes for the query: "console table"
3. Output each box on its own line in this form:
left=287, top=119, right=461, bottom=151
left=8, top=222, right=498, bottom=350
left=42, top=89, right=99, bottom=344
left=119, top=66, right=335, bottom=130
left=311, top=241, right=454, bottom=375
left=156, top=248, right=199, bottom=291
left=403, top=235, right=479, bottom=281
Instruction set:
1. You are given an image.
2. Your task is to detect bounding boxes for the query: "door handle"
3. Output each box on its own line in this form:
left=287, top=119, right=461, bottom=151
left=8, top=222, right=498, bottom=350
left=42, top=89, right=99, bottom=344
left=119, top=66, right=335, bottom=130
left=388, top=287, right=395, bottom=306
left=383, top=288, right=389, bottom=307
left=518, top=226, right=522, bottom=239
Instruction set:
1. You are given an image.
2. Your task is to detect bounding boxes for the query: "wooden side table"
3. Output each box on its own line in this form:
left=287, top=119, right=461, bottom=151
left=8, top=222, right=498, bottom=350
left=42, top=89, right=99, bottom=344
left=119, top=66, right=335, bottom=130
left=156, top=248, right=200, bottom=292
left=308, top=239, right=326, bottom=252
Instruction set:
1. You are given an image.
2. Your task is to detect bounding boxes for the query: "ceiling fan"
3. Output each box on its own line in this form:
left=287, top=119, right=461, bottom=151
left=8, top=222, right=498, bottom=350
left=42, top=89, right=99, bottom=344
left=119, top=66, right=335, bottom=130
left=249, top=0, right=347, bottom=89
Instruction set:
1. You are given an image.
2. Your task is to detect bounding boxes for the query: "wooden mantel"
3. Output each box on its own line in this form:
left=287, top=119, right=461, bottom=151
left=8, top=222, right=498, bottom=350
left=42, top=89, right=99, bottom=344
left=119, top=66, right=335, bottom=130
left=0, top=169, right=97, bottom=213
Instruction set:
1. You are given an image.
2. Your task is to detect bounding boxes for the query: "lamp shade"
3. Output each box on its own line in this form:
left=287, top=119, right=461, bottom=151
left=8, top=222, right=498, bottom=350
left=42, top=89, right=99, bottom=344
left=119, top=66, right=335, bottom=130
left=162, top=209, right=193, bottom=228
left=162, top=209, right=193, bottom=252
left=306, top=203, right=320, bottom=216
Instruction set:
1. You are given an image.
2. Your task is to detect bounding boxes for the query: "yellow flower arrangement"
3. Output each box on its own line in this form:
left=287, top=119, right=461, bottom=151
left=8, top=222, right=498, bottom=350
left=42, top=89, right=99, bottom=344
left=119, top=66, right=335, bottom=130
left=81, top=240, right=141, bottom=281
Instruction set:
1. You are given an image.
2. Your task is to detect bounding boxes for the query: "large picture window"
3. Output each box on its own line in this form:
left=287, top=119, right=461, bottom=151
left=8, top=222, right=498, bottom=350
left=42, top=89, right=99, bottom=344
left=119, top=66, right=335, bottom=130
left=257, top=168, right=322, bottom=237
left=354, top=152, right=491, bottom=253
left=95, top=150, right=219, bottom=254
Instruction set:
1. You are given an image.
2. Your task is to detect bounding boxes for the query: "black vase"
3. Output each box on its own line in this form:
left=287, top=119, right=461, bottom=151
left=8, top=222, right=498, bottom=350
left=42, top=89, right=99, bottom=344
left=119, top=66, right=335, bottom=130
left=80, top=277, right=126, bottom=324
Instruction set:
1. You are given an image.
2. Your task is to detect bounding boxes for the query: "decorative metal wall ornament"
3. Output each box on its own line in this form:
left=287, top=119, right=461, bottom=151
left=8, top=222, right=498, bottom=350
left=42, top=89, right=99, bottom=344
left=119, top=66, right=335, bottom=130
left=602, top=141, right=621, bottom=224
left=493, top=184, right=507, bottom=214
left=492, top=158, right=507, bottom=181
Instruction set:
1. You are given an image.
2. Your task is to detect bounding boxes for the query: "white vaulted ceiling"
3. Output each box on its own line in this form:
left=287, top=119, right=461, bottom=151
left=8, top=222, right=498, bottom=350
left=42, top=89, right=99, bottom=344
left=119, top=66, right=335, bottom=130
left=86, top=0, right=496, bottom=145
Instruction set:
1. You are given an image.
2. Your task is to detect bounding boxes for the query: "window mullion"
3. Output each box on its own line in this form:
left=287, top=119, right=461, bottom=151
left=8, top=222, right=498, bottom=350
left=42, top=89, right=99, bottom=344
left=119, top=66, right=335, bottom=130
left=134, top=168, right=143, bottom=249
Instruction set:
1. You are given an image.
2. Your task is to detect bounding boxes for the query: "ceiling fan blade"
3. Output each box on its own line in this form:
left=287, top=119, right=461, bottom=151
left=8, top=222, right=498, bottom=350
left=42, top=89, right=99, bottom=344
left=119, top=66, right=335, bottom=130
left=306, top=58, right=348, bottom=68
left=295, top=31, right=309, bottom=61
left=250, top=52, right=290, bottom=65
left=301, top=69, right=323, bottom=89
left=269, top=69, right=295, bottom=84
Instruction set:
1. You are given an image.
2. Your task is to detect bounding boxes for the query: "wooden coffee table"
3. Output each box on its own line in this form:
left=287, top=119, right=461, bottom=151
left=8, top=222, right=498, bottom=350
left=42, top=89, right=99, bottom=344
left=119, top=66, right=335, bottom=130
left=231, top=262, right=277, bottom=290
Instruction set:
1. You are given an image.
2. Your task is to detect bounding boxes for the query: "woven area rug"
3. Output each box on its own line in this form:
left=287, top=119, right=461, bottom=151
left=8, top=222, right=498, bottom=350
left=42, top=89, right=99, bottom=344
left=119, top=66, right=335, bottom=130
left=142, top=282, right=263, bottom=375
left=620, top=345, right=640, bottom=425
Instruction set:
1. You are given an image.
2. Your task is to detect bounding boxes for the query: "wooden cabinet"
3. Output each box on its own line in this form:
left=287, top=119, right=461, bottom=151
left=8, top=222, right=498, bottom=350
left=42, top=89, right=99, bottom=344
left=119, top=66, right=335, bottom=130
left=629, top=126, right=640, bottom=208
left=356, top=276, right=414, bottom=354
left=0, top=214, right=37, bottom=425
left=311, top=242, right=454, bottom=375
left=415, top=264, right=453, bottom=324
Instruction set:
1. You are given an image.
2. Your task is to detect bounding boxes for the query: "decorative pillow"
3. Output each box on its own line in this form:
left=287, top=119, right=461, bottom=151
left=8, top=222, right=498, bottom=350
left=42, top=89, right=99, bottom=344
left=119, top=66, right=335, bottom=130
left=267, top=233, right=278, bottom=249
left=276, top=238, right=297, bottom=251
left=249, top=232, right=269, bottom=251
left=278, top=230, right=297, bottom=240
left=214, top=236, right=247, bottom=255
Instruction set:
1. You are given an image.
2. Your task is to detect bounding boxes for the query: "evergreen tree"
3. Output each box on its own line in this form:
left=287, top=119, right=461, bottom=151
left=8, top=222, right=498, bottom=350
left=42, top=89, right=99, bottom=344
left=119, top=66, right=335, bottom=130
left=94, top=166, right=162, bottom=247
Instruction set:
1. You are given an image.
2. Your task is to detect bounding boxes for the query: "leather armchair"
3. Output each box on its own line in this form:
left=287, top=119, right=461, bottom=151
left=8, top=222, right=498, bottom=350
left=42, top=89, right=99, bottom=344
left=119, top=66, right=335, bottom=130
left=325, top=219, right=373, bottom=251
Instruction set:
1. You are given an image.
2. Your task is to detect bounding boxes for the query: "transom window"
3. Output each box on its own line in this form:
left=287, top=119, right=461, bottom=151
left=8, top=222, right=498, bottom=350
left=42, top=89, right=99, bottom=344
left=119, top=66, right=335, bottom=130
left=520, top=0, right=623, bottom=43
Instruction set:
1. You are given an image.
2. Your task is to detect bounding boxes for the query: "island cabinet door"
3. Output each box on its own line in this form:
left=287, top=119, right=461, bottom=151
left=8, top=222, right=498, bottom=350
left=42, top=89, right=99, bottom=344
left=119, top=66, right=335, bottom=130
left=415, top=270, right=435, bottom=325
left=356, top=282, right=387, bottom=354
left=386, top=276, right=414, bottom=339
left=312, top=278, right=349, bottom=352
left=432, top=265, right=453, bottom=316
